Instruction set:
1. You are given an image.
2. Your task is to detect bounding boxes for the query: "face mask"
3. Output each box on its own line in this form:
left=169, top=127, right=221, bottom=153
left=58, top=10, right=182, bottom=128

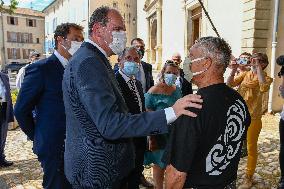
left=109, top=31, right=127, bottom=55
left=183, top=57, right=207, bottom=82
left=164, top=73, right=177, bottom=86
left=122, top=61, right=139, bottom=76
left=68, top=41, right=82, bottom=55
left=137, top=49, right=145, bottom=59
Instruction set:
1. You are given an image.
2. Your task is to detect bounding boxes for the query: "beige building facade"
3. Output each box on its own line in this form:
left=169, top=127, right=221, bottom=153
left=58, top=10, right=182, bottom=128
left=0, top=8, right=45, bottom=68
left=137, top=0, right=284, bottom=112
left=43, top=0, right=137, bottom=56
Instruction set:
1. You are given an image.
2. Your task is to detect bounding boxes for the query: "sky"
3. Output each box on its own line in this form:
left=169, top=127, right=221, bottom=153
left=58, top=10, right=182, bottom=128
left=3, top=0, right=54, bottom=11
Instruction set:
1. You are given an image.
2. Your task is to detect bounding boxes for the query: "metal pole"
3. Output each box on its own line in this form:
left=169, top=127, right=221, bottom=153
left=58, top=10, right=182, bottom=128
left=197, top=0, right=220, bottom=37
left=268, top=0, right=280, bottom=113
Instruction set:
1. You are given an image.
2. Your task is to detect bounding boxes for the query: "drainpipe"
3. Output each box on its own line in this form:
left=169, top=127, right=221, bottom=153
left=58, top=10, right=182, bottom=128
left=268, top=0, right=280, bottom=113
left=1, top=12, right=7, bottom=69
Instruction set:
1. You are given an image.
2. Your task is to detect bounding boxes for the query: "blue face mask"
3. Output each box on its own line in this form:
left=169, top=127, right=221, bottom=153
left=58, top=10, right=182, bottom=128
left=122, top=61, right=139, bottom=76
left=164, top=73, right=177, bottom=86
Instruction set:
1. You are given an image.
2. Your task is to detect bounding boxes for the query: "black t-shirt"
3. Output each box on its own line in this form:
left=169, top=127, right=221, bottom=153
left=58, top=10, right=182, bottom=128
left=163, top=83, right=251, bottom=189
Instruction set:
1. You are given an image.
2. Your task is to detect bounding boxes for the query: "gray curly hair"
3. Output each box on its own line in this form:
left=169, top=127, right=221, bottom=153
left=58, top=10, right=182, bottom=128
left=193, top=36, right=232, bottom=68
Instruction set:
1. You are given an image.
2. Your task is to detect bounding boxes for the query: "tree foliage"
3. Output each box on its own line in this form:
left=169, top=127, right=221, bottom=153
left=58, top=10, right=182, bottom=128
left=0, top=0, right=18, bottom=14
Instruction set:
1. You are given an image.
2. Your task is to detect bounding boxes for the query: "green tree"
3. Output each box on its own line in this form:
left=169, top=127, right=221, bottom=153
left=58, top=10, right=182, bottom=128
left=0, top=0, right=18, bottom=14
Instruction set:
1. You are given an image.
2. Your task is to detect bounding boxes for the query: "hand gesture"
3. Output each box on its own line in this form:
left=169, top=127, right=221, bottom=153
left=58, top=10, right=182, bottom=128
left=172, top=94, right=203, bottom=118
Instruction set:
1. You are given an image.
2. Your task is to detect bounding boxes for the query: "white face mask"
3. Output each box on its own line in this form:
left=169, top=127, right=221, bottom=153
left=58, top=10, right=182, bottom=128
left=183, top=57, right=207, bottom=82
left=68, top=41, right=82, bottom=55
left=109, top=31, right=127, bottom=55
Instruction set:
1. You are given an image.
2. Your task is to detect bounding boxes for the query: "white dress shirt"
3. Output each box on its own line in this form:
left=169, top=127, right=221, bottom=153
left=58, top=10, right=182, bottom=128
left=119, top=70, right=143, bottom=112
left=175, top=76, right=181, bottom=88
left=15, top=65, right=27, bottom=89
left=85, top=39, right=108, bottom=58
left=83, top=39, right=177, bottom=124
left=0, top=78, right=6, bottom=102
left=54, top=50, right=69, bottom=68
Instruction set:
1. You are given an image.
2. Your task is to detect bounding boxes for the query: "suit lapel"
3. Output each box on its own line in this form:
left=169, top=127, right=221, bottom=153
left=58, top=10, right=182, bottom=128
left=82, top=42, right=128, bottom=111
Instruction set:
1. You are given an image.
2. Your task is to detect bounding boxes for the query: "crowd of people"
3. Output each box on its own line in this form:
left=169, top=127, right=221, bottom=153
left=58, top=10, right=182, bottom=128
left=0, top=5, right=283, bottom=189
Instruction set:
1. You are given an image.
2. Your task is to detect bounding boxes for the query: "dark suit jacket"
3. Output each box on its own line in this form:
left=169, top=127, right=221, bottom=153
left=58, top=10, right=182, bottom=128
left=115, top=72, right=147, bottom=149
left=63, top=42, right=167, bottom=188
left=14, top=54, right=66, bottom=157
left=180, top=68, right=193, bottom=96
left=113, top=61, right=154, bottom=92
left=0, top=73, right=14, bottom=123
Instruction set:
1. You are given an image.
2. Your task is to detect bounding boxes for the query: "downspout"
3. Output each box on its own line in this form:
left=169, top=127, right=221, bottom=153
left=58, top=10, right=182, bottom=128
left=1, top=13, right=6, bottom=68
left=268, top=0, right=280, bottom=113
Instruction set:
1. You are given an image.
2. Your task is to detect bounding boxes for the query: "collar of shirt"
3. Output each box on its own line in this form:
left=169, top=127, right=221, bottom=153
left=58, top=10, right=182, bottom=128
left=54, top=50, right=68, bottom=68
left=85, top=39, right=108, bottom=58
left=119, top=69, right=136, bottom=83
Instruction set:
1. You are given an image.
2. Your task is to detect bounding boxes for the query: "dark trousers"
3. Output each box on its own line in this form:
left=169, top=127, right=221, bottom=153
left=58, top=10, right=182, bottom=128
left=38, top=153, right=72, bottom=189
left=280, top=118, right=284, bottom=176
left=121, top=137, right=146, bottom=189
left=0, top=102, right=7, bottom=160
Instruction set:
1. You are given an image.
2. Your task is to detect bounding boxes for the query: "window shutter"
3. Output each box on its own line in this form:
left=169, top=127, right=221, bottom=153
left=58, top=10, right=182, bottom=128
left=17, top=32, right=21, bottom=43
left=7, top=48, right=11, bottom=59
left=23, top=49, right=26, bottom=59
left=17, top=49, right=21, bottom=59
left=29, top=33, right=33, bottom=43
left=15, top=17, right=18, bottom=25
left=7, top=31, right=10, bottom=42
left=26, top=18, right=28, bottom=26
left=34, top=19, right=37, bottom=27
left=7, top=16, right=10, bottom=24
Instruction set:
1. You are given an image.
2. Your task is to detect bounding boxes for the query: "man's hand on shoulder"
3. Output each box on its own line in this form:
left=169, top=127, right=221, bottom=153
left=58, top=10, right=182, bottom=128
left=172, top=94, right=202, bottom=118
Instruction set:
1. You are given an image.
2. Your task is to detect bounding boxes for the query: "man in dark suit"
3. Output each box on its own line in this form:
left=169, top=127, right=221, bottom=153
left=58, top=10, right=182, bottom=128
left=172, top=53, right=193, bottom=96
left=115, top=47, right=147, bottom=188
left=62, top=6, right=202, bottom=189
left=0, top=72, right=14, bottom=167
left=14, top=23, right=84, bottom=189
left=114, top=38, right=154, bottom=93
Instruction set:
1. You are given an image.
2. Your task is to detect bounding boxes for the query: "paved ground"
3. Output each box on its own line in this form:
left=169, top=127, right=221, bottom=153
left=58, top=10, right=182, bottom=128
left=0, top=114, right=281, bottom=189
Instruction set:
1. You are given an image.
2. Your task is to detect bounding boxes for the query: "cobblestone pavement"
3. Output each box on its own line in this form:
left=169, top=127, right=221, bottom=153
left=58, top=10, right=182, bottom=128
left=0, top=114, right=281, bottom=189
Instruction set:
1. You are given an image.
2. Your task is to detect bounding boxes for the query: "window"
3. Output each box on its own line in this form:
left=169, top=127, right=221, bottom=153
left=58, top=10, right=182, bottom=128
left=52, top=18, right=57, bottom=32
left=187, top=6, right=202, bottom=50
left=36, top=38, right=40, bottom=43
left=7, top=48, right=20, bottom=59
left=113, top=1, right=118, bottom=8
left=23, top=49, right=34, bottom=59
left=27, top=19, right=36, bottom=27
left=7, top=32, right=17, bottom=42
left=22, top=33, right=29, bottom=43
left=7, top=16, right=18, bottom=25
left=45, top=22, right=49, bottom=35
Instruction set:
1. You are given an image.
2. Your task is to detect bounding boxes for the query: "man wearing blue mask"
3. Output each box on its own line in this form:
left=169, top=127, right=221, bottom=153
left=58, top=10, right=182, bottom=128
left=14, top=23, right=84, bottom=189
left=115, top=46, right=146, bottom=188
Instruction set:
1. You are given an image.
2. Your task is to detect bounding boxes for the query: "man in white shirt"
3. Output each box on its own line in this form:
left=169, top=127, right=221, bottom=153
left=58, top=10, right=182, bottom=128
left=14, top=23, right=84, bottom=189
left=15, top=51, right=41, bottom=90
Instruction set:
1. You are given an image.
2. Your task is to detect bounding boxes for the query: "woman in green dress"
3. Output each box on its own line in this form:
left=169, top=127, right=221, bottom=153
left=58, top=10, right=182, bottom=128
left=144, top=61, right=182, bottom=189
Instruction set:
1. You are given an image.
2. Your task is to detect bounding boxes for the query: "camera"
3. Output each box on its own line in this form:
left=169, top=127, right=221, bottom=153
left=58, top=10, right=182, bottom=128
left=276, top=55, right=284, bottom=77
left=236, top=58, right=250, bottom=65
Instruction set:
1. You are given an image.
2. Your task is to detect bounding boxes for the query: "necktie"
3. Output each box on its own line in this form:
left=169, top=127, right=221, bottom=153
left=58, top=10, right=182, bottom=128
left=128, top=79, right=142, bottom=112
